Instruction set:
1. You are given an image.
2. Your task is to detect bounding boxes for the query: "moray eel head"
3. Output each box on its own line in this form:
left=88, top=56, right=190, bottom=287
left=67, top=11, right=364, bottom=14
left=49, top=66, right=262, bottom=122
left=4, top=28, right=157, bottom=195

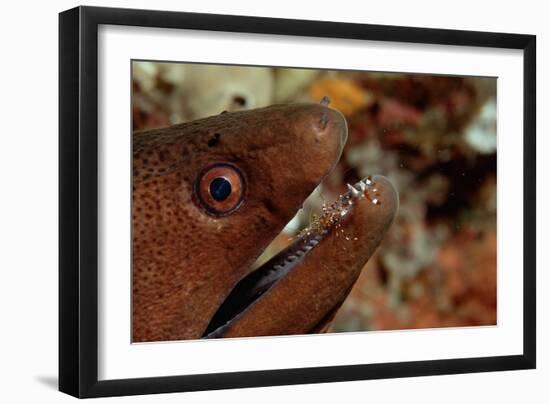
left=132, top=103, right=397, bottom=342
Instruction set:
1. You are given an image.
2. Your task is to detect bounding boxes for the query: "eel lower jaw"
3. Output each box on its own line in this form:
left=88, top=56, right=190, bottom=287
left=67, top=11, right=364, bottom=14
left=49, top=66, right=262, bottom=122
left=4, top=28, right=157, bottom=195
left=202, top=176, right=383, bottom=338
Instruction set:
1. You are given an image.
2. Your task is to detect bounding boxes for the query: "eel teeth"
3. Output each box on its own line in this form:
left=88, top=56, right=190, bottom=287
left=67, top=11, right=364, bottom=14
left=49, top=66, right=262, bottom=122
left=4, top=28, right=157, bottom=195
left=296, top=250, right=305, bottom=257
left=347, top=183, right=361, bottom=198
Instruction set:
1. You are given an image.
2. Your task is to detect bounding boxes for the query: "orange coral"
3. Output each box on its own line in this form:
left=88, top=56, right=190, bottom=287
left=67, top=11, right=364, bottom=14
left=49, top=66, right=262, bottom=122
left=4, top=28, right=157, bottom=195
left=309, top=78, right=372, bottom=117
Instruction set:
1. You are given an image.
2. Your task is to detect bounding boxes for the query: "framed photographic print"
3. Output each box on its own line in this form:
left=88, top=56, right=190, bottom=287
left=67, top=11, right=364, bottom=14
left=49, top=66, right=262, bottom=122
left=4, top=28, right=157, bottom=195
left=59, top=6, right=536, bottom=398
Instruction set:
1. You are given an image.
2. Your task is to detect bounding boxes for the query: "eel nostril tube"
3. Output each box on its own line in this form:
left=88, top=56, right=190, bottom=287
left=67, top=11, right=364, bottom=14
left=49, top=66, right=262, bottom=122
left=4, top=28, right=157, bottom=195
left=319, top=96, right=331, bottom=129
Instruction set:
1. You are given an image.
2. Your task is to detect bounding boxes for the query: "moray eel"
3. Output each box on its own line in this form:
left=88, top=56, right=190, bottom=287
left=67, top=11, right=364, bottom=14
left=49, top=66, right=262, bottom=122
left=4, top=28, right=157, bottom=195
left=132, top=101, right=398, bottom=342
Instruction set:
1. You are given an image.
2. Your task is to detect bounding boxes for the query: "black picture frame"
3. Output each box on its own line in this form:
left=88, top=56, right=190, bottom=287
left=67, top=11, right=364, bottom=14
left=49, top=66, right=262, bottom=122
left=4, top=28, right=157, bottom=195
left=59, top=5, right=536, bottom=398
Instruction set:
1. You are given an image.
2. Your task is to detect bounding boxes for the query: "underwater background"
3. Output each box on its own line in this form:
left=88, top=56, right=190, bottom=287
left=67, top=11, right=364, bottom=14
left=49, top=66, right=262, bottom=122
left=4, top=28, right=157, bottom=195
left=132, top=61, right=497, bottom=332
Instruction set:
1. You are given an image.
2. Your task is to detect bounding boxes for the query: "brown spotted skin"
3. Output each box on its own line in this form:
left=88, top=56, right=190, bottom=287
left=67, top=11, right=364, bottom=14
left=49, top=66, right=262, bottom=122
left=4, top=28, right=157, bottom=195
left=216, top=176, right=398, bottom=338
left=132, top=104, right=347, bottom=342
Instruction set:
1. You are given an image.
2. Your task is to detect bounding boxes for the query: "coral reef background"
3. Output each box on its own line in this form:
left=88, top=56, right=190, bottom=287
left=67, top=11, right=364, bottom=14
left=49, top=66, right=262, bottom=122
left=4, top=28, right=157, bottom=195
left=132, top=61, right=497, bottom=332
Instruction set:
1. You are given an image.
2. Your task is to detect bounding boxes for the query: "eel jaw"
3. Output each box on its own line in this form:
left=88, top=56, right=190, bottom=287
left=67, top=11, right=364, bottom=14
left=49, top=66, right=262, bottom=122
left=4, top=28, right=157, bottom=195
left=203, top=175, right=398, bottom=338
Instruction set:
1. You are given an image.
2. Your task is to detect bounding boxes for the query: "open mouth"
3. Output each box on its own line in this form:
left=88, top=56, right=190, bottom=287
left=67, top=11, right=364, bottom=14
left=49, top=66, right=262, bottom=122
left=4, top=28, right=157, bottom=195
left=203, top=176, right=381, bottom=338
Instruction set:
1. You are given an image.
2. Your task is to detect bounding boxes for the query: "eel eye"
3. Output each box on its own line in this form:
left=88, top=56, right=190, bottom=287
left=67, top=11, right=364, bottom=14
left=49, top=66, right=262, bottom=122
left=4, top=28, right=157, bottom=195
left=195, top=163, right=246, bottom=216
